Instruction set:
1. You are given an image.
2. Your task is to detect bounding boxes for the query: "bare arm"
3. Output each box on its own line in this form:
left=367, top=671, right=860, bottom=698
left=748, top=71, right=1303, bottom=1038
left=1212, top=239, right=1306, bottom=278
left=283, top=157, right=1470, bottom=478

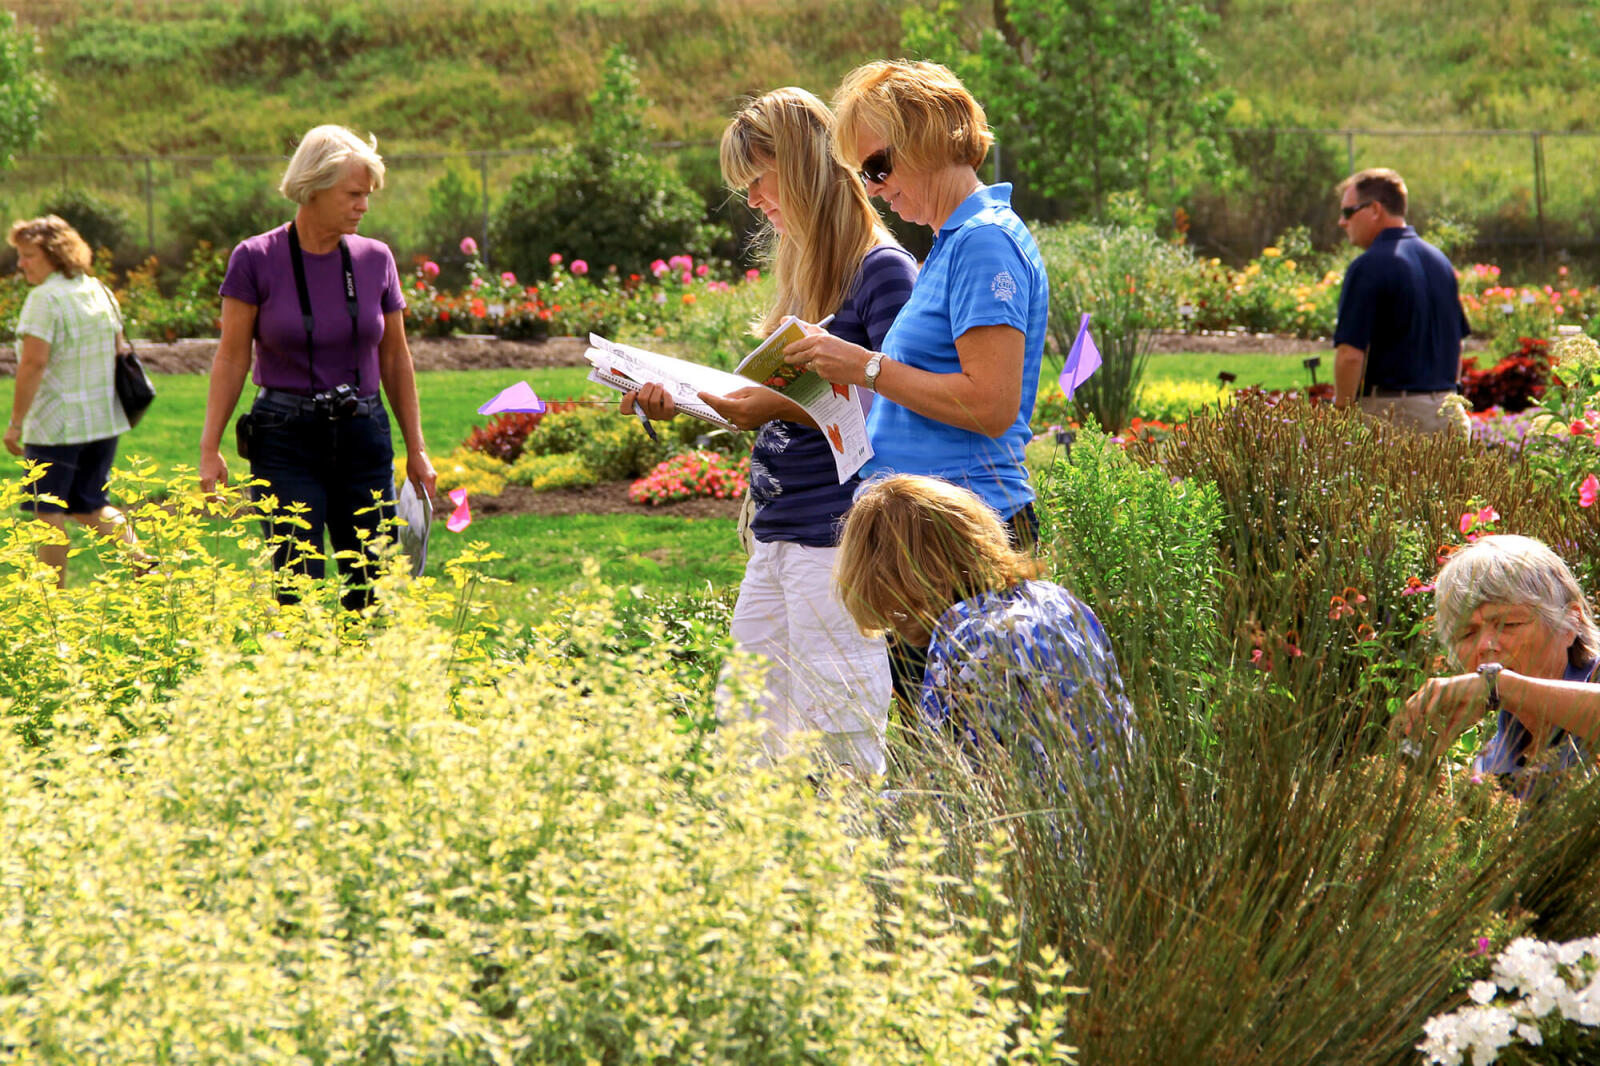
left=4, top=335, right=49, bottom=456
left=378, top=308, right=437, bottom=496
left=1334, top=343, right=1366, bottom=408
left=1392, top=667, right=1600, bottom=756
left=785, top=323, right=1024, bottom=439
left=198, top=297, right=257, bottom=490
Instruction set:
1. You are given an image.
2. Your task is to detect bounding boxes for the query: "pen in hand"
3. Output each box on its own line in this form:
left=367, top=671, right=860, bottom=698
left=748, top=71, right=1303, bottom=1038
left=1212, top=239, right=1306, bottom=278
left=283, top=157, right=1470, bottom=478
left=632, top=399, right=659, bottom=442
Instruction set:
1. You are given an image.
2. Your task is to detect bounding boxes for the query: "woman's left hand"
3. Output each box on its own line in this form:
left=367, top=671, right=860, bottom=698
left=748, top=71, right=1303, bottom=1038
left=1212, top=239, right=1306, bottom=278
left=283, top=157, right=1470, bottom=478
left=3, top=424, right=21, bottom=457
left=784, top=330, right=870, bottom=386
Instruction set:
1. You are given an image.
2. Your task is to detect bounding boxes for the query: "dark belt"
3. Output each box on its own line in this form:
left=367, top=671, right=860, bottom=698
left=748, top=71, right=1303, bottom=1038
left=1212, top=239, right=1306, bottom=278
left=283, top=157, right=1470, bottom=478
left=1363, top=386, right=1457, bottom=398
left=257, top=387, right=381, bottom=419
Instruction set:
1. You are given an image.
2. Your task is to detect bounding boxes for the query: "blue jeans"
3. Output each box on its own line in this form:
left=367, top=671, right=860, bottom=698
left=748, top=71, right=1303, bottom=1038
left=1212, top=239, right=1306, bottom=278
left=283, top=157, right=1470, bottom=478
left=247, top=394, right=394, bottom=610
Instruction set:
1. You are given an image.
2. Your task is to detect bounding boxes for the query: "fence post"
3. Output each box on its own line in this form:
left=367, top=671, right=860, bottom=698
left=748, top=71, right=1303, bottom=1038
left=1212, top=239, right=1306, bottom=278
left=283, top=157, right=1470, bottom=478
left=477, top=152, right=490, bottom=266
left=144, top=156, right=155, bottom=256
left=1532, top=132, right=1547, bottom=268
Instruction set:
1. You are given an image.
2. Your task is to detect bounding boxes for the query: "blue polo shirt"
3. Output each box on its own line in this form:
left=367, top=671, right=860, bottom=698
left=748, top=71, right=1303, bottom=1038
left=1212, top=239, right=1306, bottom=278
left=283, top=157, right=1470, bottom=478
left=865, top=183, right=1047, bottom=518
left=1474, top=658, right=1596, bottom=786
left=1333, top=226, right=1470, bottom=393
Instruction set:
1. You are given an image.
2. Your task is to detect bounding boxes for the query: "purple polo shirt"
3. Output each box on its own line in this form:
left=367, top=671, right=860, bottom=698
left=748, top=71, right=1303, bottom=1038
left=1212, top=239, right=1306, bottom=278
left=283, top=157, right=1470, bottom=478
left=220, top=224, right=406, bottom=396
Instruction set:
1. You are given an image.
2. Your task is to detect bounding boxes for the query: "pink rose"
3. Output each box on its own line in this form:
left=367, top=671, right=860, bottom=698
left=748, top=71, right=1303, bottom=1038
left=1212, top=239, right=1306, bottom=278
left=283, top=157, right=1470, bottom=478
left=669, top=254, right=693, bottom=271
left=695, top=264, right=709, bottom=277
left=500, top=271, right=517, bottom=285
left=745, top=268, right=760, bottom=282
left=650, top=259, right=669, bottom=277
left=1581, top=474, right=1599, bottom=508
left=571, top=259, right=589, bottom=275
left=471, top=277, right=484, bottom=290
left=460, top=236, right=479, bottom=256
left=549, top=252, right=563, bottom=265
left=421, top=260, right=441, bottom=280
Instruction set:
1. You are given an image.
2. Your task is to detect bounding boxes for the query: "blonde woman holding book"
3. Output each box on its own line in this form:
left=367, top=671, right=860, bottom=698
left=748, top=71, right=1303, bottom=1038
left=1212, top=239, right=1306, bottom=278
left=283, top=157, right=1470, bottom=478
left=623, top=87, right=916, bottom=773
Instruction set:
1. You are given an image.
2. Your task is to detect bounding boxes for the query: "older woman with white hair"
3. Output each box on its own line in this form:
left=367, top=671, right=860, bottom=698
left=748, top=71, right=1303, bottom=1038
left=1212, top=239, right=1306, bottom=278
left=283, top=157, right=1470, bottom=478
left=1393, top=534, right=1600, bottom=786
left=198, top=124, right=435, bottom=609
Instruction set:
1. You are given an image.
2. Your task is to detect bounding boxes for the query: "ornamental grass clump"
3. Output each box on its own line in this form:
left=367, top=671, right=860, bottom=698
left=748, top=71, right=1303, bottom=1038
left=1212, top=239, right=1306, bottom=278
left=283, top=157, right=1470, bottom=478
left=887, top=420, right=1600, bottom=1063
left=0, top=587, right=1076, bottom=1064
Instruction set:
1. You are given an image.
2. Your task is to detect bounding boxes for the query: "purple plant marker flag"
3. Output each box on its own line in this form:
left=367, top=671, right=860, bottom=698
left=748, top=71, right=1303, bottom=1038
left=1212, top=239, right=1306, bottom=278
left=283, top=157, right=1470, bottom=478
left=477, top=381, right=547, bottom=416
left=1059, top=313, right=1102, bottom=399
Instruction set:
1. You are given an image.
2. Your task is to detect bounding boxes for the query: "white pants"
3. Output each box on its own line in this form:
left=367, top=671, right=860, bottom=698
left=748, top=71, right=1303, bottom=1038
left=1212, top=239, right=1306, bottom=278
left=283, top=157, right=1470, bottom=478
left=718, top=539, right=891, bottom=774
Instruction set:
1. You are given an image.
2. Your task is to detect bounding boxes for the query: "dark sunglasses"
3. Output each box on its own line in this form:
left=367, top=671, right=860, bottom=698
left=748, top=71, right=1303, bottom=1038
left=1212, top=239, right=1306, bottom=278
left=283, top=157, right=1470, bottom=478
left=859, top=148, right=894, bottom=185
left=1340, top=201, right=1374, bottom=220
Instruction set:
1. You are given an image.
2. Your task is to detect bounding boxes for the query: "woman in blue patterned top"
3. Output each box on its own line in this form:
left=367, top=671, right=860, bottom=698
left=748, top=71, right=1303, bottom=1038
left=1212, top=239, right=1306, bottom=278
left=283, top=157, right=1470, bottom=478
left=835, top=474, right=1133, bottom=763
left=623, top=88, right=917, bottom=774
left=1392, top=534, right=1600, bottom=791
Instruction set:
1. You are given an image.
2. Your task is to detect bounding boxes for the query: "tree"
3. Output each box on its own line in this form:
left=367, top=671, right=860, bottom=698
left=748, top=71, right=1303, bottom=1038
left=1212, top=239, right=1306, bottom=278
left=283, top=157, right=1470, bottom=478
left=903, top=0, right=1231, bottom=218
left=0, top=10, right=50, bottom=169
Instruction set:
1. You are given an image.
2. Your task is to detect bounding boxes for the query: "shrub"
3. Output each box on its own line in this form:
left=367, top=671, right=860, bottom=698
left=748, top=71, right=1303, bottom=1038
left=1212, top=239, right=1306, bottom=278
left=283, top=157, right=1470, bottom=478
left=418, top=165, right=486, bottom=290
left=170, top=158, right=282, bottom=253
left=1133, top=378, right=1233, bottom=423
left=115, top=242, right=229, bottom=341
left=1461, top=336, right=1550, bottom=412
left=34, top=186, right=131, bottom=258
left=434, top=446, right=508, bottom=497
left=462, top=411, right=546, bottom=464
left=1036, top=222, right=1201, bottom=433
left=508, top=451, right=597, bottom=491
left=489, top=50, right=715, bottom=279
left=0, top=583, right=1076, bottom=1063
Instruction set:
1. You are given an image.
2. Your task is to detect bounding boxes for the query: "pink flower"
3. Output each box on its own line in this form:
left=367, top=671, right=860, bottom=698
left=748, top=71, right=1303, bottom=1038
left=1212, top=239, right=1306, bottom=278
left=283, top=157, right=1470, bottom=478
left=500, top=271, right=517, bottom=285
left=669, top=254, right=693, bottom=271
left=460, top=236, right=479, bottom=256
left=421, top=260, right=441, bottom=280
left=1581, top=474, right=1599, bottom=508
left=571, top=259, right=589, bottom=275
left=549, top=252, right=563, bottom=265
left=470, top=277, right=484, bottom=290
left=650, top=259, right=669, bottom=277
left=695, top=264, right=709, bottom=277
left=681, top=272, right=692, bottom=285
left=745, top=268, right=760, bottom=282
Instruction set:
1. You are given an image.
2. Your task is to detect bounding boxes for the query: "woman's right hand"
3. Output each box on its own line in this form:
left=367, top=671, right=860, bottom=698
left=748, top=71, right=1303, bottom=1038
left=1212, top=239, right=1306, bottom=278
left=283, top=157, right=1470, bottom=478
left=3, top=424, right=21, bottom=457
left=199, top=449, right=229, bottom=493
left=620, top=382, right=677, bottom=420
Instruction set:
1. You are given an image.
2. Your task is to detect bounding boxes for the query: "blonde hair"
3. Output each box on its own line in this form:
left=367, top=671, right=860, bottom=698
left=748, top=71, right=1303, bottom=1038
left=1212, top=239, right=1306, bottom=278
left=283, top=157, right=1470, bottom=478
left=1434, top=534, right=1600, bottom=669
left=720, top=87, right=896, bottom=336
left=1338, top=167, right=1408, bottom=218
left=279, top=125, right=386, bottom=205
left=831, top=59, right=992, bottom=177
left=835, top=475, right=1042, bottom=640
left=7, top=215, right=93, bottom=277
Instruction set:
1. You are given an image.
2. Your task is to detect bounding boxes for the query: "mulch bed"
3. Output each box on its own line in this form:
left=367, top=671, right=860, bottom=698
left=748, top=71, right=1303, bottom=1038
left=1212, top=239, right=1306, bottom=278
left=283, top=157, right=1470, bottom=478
left=469, top=481, right=740, bottom=520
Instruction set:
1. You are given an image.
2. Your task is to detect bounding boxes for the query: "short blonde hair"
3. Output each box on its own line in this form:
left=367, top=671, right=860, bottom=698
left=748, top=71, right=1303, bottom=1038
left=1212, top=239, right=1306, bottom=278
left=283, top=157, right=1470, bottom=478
left=7, top=215, right=92, bottom=277
left=720, top=87, right=896, bottom=335
left=279, top=125, right=386, bottom=205
left=832, top=59, right=993, bottom=176
left=835, top=475, right=1040, bottom=639
left=1338, top=167, right=1408, bottom=218
left=1434, top=534, right=1600, bottom=669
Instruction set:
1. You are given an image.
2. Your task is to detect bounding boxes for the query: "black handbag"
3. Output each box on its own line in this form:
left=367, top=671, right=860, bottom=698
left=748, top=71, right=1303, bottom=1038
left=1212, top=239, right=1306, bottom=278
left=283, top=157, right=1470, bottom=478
left=114, top=346, right=156, bottom=427
left=99, top=280, right=156, bottom=426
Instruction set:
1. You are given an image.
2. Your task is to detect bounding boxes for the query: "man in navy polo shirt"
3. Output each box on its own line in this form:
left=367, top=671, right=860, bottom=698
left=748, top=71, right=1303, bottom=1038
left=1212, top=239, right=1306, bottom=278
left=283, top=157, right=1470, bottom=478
left=1331, top=168, right=1470, bottom=433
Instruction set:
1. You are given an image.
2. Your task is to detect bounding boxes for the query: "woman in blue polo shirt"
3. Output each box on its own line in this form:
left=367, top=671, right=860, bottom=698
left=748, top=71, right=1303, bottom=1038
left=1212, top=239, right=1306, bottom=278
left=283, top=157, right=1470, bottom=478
left=785, top=59, right=1048, bottom=548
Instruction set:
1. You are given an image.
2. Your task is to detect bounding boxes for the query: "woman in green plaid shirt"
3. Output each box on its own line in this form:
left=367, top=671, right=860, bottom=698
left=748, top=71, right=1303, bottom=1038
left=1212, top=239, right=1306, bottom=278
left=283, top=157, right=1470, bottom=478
left=5, top=214, right=142, bottom=586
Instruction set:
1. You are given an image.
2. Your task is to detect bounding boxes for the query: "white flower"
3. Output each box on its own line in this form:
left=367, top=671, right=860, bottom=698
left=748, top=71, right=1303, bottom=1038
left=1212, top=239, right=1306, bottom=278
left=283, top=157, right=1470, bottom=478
left=1469, top=980, right=1498, bottom=1005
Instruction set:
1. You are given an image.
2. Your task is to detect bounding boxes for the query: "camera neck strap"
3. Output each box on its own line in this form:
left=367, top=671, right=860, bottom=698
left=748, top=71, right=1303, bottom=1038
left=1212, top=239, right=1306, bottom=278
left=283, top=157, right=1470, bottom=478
left=287, top=221, right=360, bottom=394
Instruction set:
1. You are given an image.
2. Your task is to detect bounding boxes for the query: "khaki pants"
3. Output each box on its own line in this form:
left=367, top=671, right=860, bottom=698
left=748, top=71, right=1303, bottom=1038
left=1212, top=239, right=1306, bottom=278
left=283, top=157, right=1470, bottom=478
left=1358, top=391, right=1456, bottom=434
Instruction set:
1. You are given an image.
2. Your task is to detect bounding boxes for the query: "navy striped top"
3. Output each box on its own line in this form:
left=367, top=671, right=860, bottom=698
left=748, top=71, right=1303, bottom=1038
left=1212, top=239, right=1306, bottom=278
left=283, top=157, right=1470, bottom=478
left=749, top=245, right=918, bottom=545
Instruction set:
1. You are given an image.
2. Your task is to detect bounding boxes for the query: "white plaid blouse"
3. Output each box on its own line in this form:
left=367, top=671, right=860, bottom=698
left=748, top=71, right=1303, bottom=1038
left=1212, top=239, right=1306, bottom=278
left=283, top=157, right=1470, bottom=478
left=16, top=272, right=130, bottom=445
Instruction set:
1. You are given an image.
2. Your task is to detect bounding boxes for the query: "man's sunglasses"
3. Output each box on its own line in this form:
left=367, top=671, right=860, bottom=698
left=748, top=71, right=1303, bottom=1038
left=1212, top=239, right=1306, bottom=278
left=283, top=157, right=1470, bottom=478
left=1340, top=201, right=1374, bottom=220
left=859, top=148, right=894, bottom=186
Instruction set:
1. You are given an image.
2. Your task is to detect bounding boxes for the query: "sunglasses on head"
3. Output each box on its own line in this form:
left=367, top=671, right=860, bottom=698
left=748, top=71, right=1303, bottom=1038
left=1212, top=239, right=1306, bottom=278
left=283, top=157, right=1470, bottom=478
left=859, top=147, right=894, bottom=186
left=1340, top=201, right=1374, bottom=220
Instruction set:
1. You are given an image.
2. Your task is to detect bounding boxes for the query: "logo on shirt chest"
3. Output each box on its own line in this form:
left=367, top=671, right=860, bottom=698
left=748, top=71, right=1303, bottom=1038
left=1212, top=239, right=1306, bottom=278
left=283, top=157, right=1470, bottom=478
left=990, top=271, right=1017, bottom=302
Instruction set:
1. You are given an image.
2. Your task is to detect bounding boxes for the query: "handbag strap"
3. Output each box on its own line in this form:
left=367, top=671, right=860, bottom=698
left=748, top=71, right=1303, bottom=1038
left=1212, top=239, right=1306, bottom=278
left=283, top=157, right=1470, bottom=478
left=93, top=278, right=129, bottom=353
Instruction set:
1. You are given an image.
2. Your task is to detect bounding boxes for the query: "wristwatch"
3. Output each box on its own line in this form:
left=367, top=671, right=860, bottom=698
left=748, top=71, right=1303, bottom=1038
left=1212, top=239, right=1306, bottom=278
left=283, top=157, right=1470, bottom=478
left=1478, top=661, right=1503, bottom=711
left=863, top=353, right=885, bottom=390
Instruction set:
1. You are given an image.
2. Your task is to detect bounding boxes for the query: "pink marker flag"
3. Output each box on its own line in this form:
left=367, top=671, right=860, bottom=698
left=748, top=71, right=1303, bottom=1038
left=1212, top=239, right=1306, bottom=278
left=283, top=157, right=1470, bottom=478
left=477, top=380, right=546, bottom=415
left=1059, top=312, right=1102, bottom=399
left=446, top=488, right=472, bottom=532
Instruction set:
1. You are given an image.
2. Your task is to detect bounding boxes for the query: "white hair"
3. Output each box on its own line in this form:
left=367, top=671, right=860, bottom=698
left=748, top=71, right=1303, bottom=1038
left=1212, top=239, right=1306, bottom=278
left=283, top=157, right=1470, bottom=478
left=1435, top=534, right=1599, bottom=668
left=279, top=125, right=385, bottom=205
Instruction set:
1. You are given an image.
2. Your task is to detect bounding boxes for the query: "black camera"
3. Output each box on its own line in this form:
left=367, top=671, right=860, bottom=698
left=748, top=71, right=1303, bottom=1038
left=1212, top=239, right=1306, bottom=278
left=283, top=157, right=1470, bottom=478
left=312, top=383, right=361, bottom=419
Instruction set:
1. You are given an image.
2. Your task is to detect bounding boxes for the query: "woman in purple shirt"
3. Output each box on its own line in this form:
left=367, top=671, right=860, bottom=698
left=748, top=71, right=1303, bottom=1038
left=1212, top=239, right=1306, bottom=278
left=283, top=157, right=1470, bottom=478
left=199, top=125, right=435, bottom=609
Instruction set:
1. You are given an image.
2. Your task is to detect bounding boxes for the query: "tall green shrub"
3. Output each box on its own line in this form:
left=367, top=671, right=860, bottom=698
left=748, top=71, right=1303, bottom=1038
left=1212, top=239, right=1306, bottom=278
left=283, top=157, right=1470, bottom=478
left=170, top=158, right=283, bottom=253
left=489, top=48, right=714, bottom=278
left=1036, top=221, right=1200, bottom=433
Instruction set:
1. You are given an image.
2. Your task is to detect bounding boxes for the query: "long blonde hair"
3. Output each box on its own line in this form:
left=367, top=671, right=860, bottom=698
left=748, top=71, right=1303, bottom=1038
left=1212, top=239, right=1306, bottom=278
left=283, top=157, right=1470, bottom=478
left=720, top=87, right=896, bottom=337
